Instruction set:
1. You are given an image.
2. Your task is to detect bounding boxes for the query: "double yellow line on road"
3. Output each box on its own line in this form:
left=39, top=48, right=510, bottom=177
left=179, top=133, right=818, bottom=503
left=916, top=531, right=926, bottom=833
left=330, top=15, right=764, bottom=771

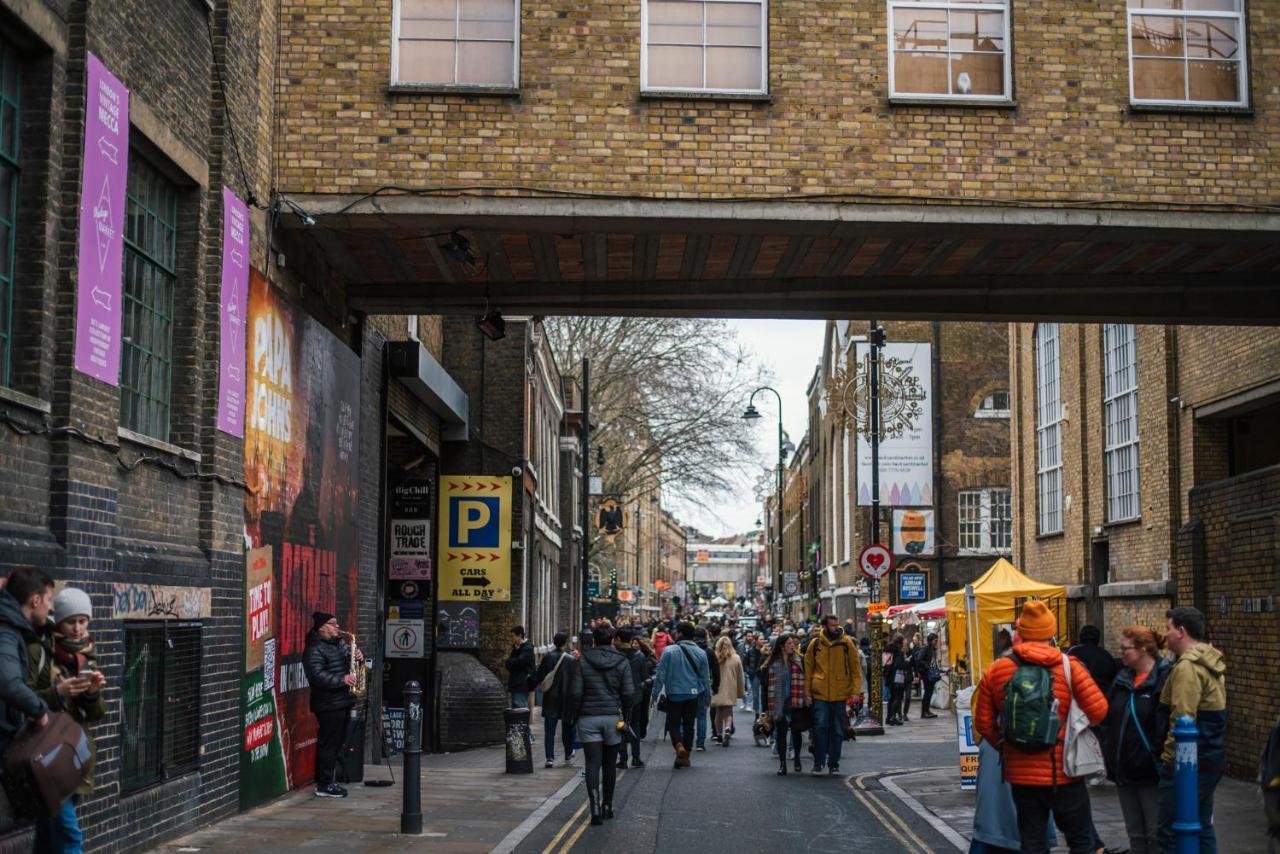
left=844, top=773, right=934, bottom=854
left=541, top=769, right=627, bottom=854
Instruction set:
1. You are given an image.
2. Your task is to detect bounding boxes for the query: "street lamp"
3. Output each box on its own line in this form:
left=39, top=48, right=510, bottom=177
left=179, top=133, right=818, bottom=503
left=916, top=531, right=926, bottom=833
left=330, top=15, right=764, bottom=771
left=743, top=386, right=791, bottom=616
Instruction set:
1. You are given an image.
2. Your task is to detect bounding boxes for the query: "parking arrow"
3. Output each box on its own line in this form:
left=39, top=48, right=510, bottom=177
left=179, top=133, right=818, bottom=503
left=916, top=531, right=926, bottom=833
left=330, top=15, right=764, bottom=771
left=462, top=577, right=491, bottom=587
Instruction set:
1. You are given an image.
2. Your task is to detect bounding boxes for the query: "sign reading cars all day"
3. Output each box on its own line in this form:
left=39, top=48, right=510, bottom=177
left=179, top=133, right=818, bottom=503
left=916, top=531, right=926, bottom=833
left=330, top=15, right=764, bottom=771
left=438, top=476, right=512, bottom=601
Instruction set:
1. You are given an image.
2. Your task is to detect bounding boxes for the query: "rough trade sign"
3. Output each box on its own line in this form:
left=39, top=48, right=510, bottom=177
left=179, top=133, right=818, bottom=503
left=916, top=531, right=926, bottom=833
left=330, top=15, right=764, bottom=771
left=438, top=476, right=512, bottom=601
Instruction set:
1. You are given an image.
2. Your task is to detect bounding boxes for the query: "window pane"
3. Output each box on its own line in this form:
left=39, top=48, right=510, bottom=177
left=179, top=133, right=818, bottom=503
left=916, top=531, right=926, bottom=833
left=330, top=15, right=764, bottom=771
left=458, top=0, right=515, bottom=40
left=1131, top=15, right=1184, bottom=57
left=122, top=627, right=165, bottom=791
left=649, top=1, right=703, bottom=44
left=399, top=40, right=457, bottom=82
left=400, top=0, right=457, bottom=39
left=1128, top=0, right=1181, bottom=7
left=953, top=52, right=1003, bottom=95
left=1132, top=57, right=1186, bottom=99
left=457, top=40, right=514, bottom=85
left=648, top=45, right=703, bottom=88
left=1185, top=17, right=1238, bottom=58
left=1188, top=59, right=1239, bottom=101
left=949, top=10, right=1003, bottom=52
left=707, top=46, right=761, bottom=89
left=1184, top=0, right=1238, bottom=9
left=707, top=3, right=761, bottom=46
left=894, top=8, right=947, bottom=51
left=894, top=51, right=948, bottom=94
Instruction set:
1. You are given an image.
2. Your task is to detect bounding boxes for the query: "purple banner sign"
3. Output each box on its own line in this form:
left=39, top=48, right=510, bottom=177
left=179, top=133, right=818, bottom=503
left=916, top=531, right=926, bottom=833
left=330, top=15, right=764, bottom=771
left=74, top=54, right=129, bottom=384
left=217, top=188, right=250, bottom=436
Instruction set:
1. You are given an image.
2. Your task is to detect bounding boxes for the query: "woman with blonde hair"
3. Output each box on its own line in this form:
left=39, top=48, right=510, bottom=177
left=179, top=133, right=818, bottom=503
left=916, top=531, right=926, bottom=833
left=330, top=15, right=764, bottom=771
left=710, top=634, right=745, bottom=747
left=1101, top=625, right=1171, bottom=854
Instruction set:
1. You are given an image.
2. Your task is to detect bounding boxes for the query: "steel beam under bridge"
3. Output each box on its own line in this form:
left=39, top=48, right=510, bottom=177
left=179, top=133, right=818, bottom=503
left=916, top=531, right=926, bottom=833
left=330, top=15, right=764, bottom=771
left=281, top=194, right=1280, bottom=324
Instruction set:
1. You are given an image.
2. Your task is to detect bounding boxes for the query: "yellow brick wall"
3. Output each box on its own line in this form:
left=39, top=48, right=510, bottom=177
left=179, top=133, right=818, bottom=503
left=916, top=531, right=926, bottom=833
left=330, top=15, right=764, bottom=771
left=276, top=0, right=1278, bottom=205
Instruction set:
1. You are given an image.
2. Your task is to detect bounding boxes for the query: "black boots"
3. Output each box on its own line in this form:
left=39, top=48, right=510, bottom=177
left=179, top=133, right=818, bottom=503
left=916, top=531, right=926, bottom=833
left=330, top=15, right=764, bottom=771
left=616, top=755, right=628, bottom=770
left=588, top=786, right=603, bottom=825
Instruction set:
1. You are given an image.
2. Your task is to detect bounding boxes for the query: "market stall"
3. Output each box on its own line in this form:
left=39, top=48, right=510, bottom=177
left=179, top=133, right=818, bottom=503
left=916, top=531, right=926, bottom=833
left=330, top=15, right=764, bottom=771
left=944, top=558, right=1067, bottom=677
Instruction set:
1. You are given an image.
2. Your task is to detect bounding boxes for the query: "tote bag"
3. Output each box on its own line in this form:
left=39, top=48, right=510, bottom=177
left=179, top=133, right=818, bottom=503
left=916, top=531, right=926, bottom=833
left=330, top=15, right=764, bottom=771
left=1061, top=654, right=1106, bottom=778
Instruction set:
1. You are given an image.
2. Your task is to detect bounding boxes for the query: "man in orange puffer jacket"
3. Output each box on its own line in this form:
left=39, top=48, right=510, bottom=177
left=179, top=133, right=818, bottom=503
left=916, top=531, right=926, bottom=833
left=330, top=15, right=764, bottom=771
left=973, top=600, right=1109, bottom=854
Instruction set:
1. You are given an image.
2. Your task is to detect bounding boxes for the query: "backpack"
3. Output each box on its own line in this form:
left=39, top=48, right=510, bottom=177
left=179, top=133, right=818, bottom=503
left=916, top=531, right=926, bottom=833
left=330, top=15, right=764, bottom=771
left=1002, top=654, right=1060, bottom=753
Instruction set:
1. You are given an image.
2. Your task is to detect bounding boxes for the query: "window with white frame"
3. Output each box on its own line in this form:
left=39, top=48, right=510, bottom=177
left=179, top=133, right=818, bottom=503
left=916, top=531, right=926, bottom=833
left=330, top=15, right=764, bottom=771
left=889, top=0, right=1010, bottom=100
left=392, top=0, right=519, bottom=88
left=958, top=488, right=1012, bottom=552
left=975, top=389, right=1011, bottom=418
left=1127, top=0, right=1246, bottom=107
left=1103, top=324, right=1140, bottom=522
left=642, top=0, right=767, bottom=94
left=1035, top=323, right=1063, bottom=535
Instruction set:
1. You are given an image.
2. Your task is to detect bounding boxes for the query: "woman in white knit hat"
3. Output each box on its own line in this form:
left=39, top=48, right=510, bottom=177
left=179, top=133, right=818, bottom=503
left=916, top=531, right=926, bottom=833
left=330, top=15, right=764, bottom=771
left=32, top=587, right=106, bottom=853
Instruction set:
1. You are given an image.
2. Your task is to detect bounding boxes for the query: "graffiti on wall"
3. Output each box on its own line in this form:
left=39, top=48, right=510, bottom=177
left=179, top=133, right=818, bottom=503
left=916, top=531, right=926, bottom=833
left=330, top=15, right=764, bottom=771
left=111, top=583, right=211, bottom=620
left=240, top=269, right=361, bottom=809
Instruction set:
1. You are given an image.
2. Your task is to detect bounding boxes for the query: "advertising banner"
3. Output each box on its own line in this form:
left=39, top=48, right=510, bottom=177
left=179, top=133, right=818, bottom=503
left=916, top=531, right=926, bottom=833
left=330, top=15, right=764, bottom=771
left=856, top=342, right=932, bottom=506
left=898, top=571, right=928, bottom=602
left=74, top=54, right=128, bottom=383
left=240, top=270, right=361, bottom=809
left=217, top=188, right=250, bottom=436
left=438, top=476, right=512, bottom=601
left=956, top=687, right=979, bottom=789
left=892, top=509, right=935, bottom=556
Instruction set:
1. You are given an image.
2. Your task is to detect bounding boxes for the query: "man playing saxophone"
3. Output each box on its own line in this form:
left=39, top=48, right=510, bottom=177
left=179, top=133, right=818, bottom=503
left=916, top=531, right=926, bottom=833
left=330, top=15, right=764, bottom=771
left=303, top=611, right=365, bottom=798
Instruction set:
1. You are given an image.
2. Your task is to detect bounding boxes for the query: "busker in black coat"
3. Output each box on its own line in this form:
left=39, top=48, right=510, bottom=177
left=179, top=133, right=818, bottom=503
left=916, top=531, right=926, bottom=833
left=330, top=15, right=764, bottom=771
left=532, top=631, right=583, bottom=768
left=303, top=611, right=362, bottom=798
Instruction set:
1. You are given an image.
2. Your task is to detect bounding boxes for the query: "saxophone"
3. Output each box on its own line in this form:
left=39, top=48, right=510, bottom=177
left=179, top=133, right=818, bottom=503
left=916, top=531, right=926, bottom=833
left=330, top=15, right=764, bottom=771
left=341, top=631, right=368, bottom=700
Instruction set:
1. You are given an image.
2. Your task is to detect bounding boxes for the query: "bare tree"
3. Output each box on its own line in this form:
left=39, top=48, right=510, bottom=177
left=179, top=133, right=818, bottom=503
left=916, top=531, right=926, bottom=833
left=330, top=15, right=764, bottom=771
left=544, top=317, right=767, bottom=512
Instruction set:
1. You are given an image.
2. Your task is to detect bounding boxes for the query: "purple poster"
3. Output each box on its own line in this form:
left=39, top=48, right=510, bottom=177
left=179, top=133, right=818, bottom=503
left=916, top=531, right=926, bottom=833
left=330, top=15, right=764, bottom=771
left=73, top=54, right=129, bottom=384
left=217, top=188, right=250, bottom=436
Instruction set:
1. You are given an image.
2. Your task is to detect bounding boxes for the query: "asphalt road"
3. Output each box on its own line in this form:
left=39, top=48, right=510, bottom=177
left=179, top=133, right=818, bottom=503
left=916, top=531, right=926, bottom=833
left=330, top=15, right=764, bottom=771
left=516, top=706, right=960, bottom=854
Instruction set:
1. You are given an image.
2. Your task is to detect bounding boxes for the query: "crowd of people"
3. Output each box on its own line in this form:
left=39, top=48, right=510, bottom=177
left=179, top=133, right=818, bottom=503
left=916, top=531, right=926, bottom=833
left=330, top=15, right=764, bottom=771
left=508, top=609, right=959, bottom=826
left=969, top=602, right=1228, bottom=854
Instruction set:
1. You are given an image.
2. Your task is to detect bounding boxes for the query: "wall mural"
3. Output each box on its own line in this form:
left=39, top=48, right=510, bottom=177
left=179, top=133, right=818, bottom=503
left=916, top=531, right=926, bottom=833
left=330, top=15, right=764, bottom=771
left=240, top=270, right=361, bottom=809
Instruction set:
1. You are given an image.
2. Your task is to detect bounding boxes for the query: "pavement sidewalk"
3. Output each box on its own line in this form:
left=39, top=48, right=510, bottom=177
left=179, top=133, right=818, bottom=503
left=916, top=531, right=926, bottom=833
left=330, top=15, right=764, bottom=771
left=882, top=759, right=1270, bottom=853
left=149, top=745, right=579, bottom=854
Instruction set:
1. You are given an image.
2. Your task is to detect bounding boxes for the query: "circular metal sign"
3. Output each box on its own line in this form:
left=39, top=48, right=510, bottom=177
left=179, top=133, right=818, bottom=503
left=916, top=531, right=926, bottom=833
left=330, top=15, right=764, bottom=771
left=858, top=544, right=893, bottom=580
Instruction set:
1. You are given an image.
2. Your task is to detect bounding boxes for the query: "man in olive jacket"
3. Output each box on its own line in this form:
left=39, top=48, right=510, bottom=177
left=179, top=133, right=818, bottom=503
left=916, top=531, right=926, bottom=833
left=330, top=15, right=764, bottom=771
left=303, top=611, right=358, bottom=798
left=1158, top=606, right=1227, bottom=854
left=804, top=614, right=863, bottom=776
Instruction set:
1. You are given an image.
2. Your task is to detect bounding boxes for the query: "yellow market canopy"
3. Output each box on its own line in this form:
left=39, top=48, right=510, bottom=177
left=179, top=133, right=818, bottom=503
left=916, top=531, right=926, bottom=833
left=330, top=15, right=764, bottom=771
left=944, top=558, right=1067, bottom=677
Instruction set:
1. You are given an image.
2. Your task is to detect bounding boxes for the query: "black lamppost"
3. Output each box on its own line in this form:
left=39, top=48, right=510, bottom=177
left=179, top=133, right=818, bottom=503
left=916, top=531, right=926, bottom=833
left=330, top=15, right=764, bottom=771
left=743, top=387, right=794, bottom=614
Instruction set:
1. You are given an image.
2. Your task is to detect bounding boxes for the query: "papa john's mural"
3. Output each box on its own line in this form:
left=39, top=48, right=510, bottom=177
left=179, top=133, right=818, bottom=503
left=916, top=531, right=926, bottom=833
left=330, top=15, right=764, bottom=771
left=240, top=270, right=361, bottom=808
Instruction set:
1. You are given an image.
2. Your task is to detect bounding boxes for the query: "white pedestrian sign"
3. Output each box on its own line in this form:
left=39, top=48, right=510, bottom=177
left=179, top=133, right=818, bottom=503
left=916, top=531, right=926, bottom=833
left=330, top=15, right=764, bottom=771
left=385, top=618, right=424, bottom=658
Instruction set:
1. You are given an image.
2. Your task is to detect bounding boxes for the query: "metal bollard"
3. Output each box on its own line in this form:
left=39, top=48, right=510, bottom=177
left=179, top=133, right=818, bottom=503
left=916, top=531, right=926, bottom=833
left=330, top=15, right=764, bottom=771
left=401, top=681, right=423, bottom=835
left=1173, top=714, right=1200, bottom=854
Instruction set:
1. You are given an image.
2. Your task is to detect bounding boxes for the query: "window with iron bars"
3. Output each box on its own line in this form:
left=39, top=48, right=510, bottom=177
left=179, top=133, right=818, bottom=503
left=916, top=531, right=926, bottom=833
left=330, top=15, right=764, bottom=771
left=121, top=622, right=201, bottom=792
left=958, top=488, right=1012, bottom=553
left=0, top=37, right=19, bottom=388
left=1103, top=323, right=1140, bottom=522
left=1035, top=323, right=1063, bottom=535
left=120, top=154, right=179, bottom=441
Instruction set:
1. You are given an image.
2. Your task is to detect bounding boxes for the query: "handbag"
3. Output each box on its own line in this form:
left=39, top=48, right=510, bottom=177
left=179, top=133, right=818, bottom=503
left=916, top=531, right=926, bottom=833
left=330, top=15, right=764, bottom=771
left=1061, top=654, right=1106, bottom=778
left=539, top=651, right=566, bottom=693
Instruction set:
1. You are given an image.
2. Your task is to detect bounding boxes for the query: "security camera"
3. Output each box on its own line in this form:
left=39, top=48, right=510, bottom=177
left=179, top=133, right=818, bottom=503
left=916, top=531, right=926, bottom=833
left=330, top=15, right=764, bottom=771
left=512, top=466, right=523, bottom=477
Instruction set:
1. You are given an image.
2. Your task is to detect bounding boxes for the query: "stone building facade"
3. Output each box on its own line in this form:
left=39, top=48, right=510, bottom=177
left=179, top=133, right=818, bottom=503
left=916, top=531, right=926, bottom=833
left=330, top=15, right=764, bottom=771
left=1009, top=322, right=1280, bottom=775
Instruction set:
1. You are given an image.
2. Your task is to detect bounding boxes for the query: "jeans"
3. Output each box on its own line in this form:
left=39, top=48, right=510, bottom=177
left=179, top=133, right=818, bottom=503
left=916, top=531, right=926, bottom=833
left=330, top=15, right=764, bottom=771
left=1158, top=769, right=1221, bottom=854
left=314, top=708, right=349, bottom=786
left=1117, top=783, right=1160, bottom=854
left=666, top=698, right=698, bottom=751
left=511, top=691, right=530, bottom=709
left=696, top=694, right=709, bottom=747
left=34, top=795, right=82, bottom=854
left=622, top=704, right=643, bottom=760
left=812, top=699, right=846, bottom=770
left=748, top=676, right=762, bottom=713
left=921, top=677, right=939, bottom=713
left=1010, top=781, right=1095, bottom=854
left=544, top=716, right=576, bottom=762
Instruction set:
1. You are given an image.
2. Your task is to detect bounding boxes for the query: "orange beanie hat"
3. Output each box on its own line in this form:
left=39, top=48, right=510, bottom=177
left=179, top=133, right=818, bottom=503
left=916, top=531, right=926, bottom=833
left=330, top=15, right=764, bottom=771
left=1016, top=600, right=1057, bottom=641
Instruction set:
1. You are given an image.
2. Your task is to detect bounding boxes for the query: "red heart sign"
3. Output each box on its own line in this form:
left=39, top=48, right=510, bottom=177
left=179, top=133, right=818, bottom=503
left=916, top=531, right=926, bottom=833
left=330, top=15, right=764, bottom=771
left=867, top=553, right=884, bottom=569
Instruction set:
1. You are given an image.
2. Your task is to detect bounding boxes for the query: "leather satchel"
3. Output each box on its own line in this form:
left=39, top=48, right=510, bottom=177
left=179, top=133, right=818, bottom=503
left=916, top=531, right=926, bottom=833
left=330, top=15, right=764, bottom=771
left=2, top=712, right=91, bottom=817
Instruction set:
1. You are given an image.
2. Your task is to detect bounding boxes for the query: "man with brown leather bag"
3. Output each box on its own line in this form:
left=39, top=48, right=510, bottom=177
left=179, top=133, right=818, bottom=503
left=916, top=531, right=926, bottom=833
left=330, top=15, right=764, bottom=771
left=0, top=567, right=54, bottom=755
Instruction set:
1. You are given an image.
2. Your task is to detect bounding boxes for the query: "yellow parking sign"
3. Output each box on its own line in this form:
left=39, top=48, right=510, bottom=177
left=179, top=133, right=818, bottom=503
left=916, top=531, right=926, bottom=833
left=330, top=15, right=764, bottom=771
left=438, top=476, right=512, bottom=601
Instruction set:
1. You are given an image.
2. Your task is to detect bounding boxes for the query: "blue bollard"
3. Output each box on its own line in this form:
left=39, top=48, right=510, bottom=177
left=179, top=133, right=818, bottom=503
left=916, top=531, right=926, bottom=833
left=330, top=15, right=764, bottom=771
left=1172, top=714, right=1200, bottom=854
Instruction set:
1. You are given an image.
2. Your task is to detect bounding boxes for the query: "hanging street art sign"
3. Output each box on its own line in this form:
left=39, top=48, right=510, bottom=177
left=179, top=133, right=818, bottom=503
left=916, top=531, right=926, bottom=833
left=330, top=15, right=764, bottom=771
left=848, top=342, right=933, bottom=507
left=216, top=188, right=250, bottom=436
left=74, top=54, right=129, bottom=384
left=438, top=476, right=512, bottom=601
left=892, top=509, right=935, bottom=556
